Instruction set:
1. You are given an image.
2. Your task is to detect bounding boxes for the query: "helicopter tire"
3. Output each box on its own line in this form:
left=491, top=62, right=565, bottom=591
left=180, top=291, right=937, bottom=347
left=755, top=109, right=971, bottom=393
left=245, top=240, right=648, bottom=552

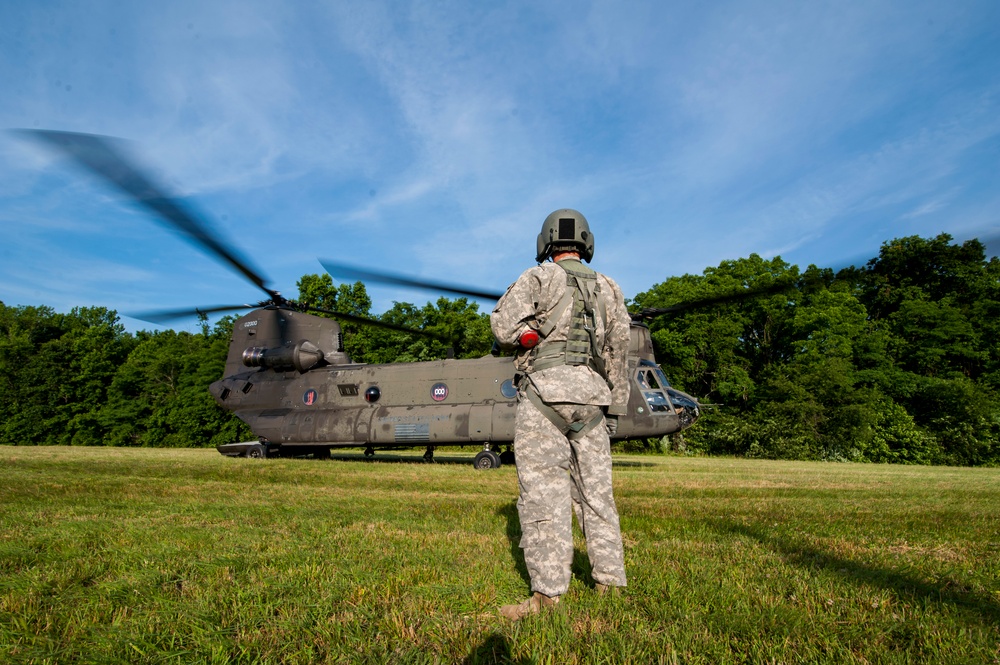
left=244, top=443, right=267, bottom=459
left=499, top=450, right=516, bottom=466
left=473, top=450, right=501, bottom=470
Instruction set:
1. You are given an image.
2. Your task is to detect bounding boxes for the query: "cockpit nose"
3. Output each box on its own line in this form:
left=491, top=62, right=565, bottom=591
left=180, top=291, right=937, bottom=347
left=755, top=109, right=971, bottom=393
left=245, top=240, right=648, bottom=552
left=636, top=359, right=700, bottom=425
left=666, top=387, right=700, bottom=426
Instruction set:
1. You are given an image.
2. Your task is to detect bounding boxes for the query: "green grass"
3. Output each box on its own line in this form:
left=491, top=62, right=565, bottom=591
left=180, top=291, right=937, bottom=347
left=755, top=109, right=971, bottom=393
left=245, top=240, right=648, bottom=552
left=1, top=446, right=998, bottom=664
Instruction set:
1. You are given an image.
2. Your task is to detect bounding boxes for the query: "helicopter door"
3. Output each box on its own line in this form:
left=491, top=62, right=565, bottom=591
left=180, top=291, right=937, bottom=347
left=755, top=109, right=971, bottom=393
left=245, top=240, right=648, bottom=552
left=468, top=404, right=492, bottom=441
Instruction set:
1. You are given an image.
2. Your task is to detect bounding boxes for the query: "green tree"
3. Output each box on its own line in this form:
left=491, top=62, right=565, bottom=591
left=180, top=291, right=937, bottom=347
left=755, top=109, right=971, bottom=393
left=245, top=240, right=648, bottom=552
left=100, top=317, right=250, bottom=447
left=296, top=274, right=378, bottom=362
left=850, top=235, right=1000, bottom=465
left=634, top=254, right=801, bottom=412
left=0, top=305, right=136, bottom=445
left=360, top=297, right=493, bottom=364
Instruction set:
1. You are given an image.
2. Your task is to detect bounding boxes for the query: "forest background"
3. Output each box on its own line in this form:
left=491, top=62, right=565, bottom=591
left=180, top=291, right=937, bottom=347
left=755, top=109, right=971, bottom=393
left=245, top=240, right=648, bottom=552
left=2, top=233, right=998, bottom=467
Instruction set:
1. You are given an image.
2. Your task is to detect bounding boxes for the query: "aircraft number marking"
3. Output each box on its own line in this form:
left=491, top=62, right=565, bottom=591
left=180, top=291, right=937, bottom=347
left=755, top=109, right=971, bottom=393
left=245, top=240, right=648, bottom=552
left=430, top=383, right=449, bottom=402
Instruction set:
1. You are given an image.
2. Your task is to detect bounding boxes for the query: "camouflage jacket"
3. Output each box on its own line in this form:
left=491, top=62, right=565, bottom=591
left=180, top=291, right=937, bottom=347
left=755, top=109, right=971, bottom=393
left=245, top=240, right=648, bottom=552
left=490, top=258, right=631, bottom=416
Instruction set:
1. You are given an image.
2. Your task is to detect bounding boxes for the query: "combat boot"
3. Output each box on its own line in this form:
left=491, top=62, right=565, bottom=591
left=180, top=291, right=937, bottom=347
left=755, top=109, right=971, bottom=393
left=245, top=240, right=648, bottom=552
left=499, top=592, right=559, bottom=620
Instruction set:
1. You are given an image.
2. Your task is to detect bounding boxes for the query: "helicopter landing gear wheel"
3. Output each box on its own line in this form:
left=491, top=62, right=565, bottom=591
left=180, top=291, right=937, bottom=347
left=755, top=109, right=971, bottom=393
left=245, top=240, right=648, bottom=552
left=364, top=446, right=375, bottom=458
left=499, top=449, right=516, bottom=466
left=244, top=443, right=267, bottom=459
left=423, top=446, right=436, bottom=462
left=473, top=450, right=501, bottom=470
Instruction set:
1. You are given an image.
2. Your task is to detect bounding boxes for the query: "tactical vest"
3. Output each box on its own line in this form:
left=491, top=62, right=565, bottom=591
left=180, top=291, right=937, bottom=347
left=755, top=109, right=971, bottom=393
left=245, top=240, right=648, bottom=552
left=518, top=260, right=612, bottom=440
left=526, top=260, right=609, bottom=382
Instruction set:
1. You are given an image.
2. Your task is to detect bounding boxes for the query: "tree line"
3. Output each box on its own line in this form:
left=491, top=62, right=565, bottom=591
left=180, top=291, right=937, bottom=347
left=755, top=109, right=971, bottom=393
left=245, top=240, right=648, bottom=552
left=635, top=234, right=1000, bottom=466
left=1, top=233, right=998, bottom=465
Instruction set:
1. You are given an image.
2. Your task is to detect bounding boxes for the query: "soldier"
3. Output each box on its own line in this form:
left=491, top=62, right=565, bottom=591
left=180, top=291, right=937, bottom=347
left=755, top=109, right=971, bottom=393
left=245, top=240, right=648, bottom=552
left=491, top=209, right=631, bottom=620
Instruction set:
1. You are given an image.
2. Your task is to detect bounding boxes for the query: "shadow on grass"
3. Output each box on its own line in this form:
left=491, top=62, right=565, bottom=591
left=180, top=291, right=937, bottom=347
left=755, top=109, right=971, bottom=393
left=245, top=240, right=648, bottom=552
left=464, top=632, right=531, bottom=664
left=325, top=452, right=477, bottom=466
left=571, top=546, right=595, bottom=588
left=611, top=459, right=658, bottom=468
left=283, top=448, right=653, bottom=469
left=498, top=500, right=531, bottom=587
left=711, top=518, right=1000, bottom=627
left=497, top=499, right=598, bottom=591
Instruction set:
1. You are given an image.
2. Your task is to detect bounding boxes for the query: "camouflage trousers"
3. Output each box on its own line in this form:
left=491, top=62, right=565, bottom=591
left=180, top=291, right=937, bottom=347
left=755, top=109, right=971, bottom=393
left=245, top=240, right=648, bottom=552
left=513, top=398, right=627, bottom=597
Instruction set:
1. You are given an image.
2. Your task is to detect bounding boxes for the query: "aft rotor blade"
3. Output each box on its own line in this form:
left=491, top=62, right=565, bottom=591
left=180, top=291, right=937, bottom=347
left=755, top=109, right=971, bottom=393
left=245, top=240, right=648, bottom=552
left=15, top=130, right=276, bottom=299
left=129, top=304, right=258, bottom=324
left=319, top=259, right=505, bottom=301
left=633, top=278, right=797, bottom=320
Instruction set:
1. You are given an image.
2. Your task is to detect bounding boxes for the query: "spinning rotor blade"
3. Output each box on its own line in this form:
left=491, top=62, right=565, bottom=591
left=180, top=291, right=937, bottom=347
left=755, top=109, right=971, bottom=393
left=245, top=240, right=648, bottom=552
left=306, top=306, right=450, bottom=340
left=131, top=301, right=447, bottom=339
left=320, top=259, right=505, bottom=301
left=129, top=304, right=260, bottom=325
left=632, top=278, right=797, bottom=321
left=15, top=129, right=278, bottom=301
left=323, top=258, right=793, bottom=325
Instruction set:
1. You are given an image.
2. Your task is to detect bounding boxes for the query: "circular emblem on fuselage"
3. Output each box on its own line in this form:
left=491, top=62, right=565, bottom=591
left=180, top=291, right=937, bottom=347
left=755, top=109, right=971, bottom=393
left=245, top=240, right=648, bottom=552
left=303, top=389, right=318, bottom=406
left=430, top=382, right=449, bottom=402
left=500, top=379, right=517, bottom=399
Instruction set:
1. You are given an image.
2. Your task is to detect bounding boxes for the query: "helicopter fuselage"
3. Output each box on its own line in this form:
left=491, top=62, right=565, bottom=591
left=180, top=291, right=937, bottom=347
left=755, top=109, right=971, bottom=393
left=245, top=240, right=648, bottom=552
left=210, top=307, right=699, bottom=460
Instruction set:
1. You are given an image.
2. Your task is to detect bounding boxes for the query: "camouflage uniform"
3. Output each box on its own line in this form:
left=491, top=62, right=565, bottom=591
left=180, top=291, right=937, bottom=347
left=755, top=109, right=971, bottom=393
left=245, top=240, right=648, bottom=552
left=491, top=257, right=631, bottom=597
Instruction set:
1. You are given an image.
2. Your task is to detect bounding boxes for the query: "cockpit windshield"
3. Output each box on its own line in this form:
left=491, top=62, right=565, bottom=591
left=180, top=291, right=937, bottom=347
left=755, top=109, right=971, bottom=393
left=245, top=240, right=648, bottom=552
left=636, top=366, right=673, bottom=413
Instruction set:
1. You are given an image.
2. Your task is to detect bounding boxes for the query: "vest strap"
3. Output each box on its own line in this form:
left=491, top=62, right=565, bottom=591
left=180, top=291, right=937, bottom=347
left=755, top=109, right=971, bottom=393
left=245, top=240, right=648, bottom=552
left=523, top=382, right=606, bottom=441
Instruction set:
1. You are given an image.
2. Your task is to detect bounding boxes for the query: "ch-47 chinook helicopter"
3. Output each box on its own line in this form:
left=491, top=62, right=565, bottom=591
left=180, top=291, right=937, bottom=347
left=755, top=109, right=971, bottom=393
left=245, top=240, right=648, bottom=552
left=20, top=130, right=702, bottom=468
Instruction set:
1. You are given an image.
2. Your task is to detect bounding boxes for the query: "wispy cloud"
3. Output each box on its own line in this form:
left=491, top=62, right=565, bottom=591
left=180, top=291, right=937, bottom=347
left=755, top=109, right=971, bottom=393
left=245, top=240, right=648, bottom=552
left=1, top=0, right=998, bottom=325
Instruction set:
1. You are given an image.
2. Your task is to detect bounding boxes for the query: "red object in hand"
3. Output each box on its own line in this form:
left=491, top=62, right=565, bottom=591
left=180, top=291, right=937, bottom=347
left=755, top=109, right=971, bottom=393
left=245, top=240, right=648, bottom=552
left=518, top=329, right=540, bottom=348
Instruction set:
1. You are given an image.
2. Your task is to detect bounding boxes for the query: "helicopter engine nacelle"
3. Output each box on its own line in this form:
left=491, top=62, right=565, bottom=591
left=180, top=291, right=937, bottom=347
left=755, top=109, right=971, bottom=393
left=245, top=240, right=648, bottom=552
left=242, top=340, right=324, bottom=373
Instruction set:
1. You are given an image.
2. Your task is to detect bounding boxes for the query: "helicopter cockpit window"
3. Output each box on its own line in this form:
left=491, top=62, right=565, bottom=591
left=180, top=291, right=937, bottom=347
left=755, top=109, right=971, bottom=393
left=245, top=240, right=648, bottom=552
left=636, top=368, right=672, bottom=413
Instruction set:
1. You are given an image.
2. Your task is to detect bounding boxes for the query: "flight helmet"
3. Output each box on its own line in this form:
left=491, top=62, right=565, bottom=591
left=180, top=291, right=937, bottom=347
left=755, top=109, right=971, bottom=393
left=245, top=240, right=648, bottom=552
left=536, top=208, right=595, bottom=263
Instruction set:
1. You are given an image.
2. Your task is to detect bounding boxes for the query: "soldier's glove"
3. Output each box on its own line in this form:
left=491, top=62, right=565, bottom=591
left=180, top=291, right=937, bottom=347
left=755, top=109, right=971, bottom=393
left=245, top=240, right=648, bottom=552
left=606, top=415, right=618, bottom=436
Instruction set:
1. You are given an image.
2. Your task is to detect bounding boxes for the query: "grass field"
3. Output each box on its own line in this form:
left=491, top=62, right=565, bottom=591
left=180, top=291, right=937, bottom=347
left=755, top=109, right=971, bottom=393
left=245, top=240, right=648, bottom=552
left=1, top=446, right=998, bottom=664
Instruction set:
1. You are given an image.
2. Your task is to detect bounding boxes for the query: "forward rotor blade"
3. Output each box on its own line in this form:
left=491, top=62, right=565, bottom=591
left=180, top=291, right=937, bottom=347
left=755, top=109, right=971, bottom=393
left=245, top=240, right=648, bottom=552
left=131, top=300, right=449, bottom=339
left=319, top=259, right=504, bottom=301
left=129, top=304, right=258, bottom=324
left=306, top=305, right=450, bottom=341
left=15, top=130, right=276, bottom=299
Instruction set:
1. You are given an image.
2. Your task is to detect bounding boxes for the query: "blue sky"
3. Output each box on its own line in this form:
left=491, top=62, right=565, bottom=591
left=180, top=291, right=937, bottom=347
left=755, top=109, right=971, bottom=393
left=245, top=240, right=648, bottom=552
left=2, top=1, right=998, bottom=332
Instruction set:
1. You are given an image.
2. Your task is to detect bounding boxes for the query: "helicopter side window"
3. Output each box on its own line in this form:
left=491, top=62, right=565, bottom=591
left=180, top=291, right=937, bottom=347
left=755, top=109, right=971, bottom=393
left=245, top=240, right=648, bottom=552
left=637, top=369, right=672, bottom=413
left=653, top=368, right=672, bottom=389
left=646, top=370, right=662, bottom=390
